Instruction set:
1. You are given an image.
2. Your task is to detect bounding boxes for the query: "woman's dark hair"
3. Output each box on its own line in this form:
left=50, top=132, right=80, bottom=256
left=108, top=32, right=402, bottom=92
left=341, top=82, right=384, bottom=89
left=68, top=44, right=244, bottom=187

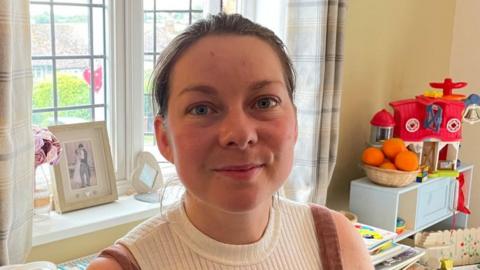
left=151, top=13, right=296, bottom=117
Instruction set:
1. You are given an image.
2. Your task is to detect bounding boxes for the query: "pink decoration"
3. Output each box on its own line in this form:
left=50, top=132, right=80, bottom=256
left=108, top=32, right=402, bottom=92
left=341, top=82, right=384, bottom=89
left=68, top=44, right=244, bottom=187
left=83, top=66, right=103, bottom=93
left=33, top=126, right=62, bottom=168
left=456, top=173, right=471, bottom=215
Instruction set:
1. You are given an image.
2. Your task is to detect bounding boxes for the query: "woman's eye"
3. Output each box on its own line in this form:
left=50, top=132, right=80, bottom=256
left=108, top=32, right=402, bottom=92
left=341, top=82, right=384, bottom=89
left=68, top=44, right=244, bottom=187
left=254, top=97, right=279, bottom=109
left=188, top=104, right=211, bottom=115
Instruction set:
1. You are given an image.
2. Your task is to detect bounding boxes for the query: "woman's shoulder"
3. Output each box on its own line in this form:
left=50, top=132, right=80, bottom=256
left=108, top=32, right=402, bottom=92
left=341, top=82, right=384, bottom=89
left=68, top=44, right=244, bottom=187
left=87, top=244, right=136, bottom=270
left=88, top=214, right=172, bottom=270
left=308, top=203, right=374, bottom=269
left=278, top=198, right=349, bottom=224
left=327, top=208, right=374, bottom=269
left=87, top=256, right=123, bottom=270
left=119, top=212, right=169, bottom=244
left=277, top=196, right=311, bottom=212
left=119, top=201, right=185, bottom=245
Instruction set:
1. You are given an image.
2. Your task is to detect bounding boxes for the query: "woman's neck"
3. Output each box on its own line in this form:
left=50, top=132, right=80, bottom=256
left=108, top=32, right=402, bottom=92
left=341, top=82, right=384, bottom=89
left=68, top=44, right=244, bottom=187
left=183, top=193, right=272, bottom=245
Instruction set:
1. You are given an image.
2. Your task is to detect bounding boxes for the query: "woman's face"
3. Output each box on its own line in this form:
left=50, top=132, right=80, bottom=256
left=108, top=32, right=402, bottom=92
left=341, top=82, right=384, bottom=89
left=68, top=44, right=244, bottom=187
left=155, top=35, right=297, bottom=213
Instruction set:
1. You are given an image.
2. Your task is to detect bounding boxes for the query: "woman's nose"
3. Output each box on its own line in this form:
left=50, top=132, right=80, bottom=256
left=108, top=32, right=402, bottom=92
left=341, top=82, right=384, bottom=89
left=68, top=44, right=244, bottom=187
left=218, top=110, right=258, bottom=149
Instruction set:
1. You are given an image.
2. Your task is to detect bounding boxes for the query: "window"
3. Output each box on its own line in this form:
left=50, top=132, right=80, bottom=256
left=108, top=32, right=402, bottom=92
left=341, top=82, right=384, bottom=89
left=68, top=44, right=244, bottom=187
left=30, top=0, right=239, bottom=195
left=143, top=0, right=238, bottom=168
left=143, top=0, right=206, bottom=155
left=30, top=0, right=107, bottom=127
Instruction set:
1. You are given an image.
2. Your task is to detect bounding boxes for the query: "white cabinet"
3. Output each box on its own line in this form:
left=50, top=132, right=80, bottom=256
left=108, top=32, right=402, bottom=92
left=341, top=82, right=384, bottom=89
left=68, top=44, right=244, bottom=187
left=349, top=165, right=473, bottom=242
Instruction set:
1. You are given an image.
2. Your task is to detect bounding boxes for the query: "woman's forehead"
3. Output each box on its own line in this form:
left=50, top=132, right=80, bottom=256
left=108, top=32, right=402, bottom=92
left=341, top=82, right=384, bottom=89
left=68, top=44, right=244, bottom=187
left=169, top=35, right=285, bottom=92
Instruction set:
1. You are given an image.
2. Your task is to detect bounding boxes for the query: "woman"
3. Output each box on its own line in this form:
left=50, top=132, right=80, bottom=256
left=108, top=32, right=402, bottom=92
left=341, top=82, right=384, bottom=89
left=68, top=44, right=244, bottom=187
left=88, top=13, right=372, bottom=270
left=71, top=147, right=82, bottom=189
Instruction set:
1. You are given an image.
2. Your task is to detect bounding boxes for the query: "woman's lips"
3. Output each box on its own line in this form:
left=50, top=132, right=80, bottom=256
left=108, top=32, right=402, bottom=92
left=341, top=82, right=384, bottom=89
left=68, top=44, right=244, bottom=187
left=213, top=164, right=264, bottom=180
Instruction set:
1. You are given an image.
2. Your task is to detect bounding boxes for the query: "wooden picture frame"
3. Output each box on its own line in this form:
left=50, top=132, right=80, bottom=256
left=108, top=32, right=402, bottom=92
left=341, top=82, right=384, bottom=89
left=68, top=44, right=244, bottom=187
left=49, top=121, right=117, bottom=213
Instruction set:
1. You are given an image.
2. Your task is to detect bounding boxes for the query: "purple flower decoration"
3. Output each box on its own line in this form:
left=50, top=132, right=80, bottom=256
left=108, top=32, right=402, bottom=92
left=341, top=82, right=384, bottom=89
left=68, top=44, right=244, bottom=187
left=33, top=126, right=62, bottom=168
left=35, top=149, right=47, bottom=166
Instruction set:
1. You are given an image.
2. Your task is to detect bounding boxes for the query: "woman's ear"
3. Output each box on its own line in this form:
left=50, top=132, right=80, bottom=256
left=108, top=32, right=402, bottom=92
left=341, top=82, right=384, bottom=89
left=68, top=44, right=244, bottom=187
left=154, top=115, right=174, bottom=164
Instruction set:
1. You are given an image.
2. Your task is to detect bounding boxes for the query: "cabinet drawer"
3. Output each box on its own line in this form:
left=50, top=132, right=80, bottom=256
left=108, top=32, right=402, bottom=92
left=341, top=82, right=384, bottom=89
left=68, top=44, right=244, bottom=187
left=416, top=178, right=454, bottom=229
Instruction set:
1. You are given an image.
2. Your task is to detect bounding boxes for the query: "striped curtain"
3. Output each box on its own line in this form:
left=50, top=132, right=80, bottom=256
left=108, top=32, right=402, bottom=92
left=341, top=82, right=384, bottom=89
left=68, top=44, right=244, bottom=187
left=0, top=0, right=34, bottom=265
left=284, top=0, right=346, bottom=204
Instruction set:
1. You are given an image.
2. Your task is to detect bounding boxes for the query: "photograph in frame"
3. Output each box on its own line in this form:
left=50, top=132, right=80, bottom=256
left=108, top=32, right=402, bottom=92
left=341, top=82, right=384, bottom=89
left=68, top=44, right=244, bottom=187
left=65, top=140, right=97, bottom=190
left=49, top=121, right=117, bottom=213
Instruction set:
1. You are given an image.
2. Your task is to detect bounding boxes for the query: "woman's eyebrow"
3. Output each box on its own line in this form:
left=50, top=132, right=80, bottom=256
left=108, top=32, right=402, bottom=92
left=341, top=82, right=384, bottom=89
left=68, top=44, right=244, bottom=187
left=178, top=80, right=284, bottom=97
left=178, top=85, right=217, bottom=97
left=249, top=80, right=284, bottom=91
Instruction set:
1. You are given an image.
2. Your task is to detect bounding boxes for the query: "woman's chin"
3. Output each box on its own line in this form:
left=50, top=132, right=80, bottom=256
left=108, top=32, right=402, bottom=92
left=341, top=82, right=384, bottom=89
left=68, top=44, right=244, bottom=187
left=185, top=188, right=275, bottom=214
left=213, top=195, right=272, bottom=213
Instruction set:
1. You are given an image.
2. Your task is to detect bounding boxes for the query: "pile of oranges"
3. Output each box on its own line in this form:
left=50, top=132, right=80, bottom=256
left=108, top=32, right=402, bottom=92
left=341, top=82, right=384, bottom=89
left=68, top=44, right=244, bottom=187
left=361, top=138, right=419, bottom=171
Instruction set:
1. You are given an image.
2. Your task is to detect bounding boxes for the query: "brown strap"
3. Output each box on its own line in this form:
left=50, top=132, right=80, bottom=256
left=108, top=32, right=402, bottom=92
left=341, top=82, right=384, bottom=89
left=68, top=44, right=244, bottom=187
left=98, top=244, right=141, bottom=270
left=310, top=204, right=344, bottom=270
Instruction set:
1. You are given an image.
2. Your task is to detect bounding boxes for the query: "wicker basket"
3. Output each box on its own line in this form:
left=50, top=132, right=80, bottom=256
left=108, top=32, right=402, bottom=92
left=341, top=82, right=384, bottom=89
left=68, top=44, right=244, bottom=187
left=361, top=164, right=418, bottom=187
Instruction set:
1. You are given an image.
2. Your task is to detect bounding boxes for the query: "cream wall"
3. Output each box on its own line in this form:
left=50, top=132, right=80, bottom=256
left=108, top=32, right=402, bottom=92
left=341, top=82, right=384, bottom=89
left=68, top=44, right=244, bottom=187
left=449, top=0, right=480, bottom=227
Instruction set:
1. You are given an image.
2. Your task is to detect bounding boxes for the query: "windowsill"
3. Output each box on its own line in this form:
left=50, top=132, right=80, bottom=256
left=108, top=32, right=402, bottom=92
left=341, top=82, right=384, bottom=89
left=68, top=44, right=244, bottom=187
left=32, top=195, right=160, bottom=247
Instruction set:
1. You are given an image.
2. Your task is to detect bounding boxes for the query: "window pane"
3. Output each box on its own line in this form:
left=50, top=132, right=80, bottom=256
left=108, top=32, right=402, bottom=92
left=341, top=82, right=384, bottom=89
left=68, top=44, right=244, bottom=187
left=191, top=0, right=204, bottom=10
left=32, top=60, right=54, bottom=109
left=33, top=111, right=54, bottom=128
left=58, top=109, right=92, bottom=124
left=30, top=4, right=52, bottom=56
left=54, top=5, right=89, bottom=56
left=144, top=53, right=154, bottom=142
left=144, top=55, right=154, bottom=90
left=93, top=7, right=104, bottom=55
left=144, top=104, right=155, bottom=145
left=93, top=58, right=105, bottom=105
left=156, top=12, right=189, bottom=50
left=144, top=12, right=154, bottom=53
left=144, top=0, right=154, bottom=10
left=222, top=0, right=238, bottom=13
left=92, top=0, right=104, bottom=4
left=155, top=0, right=189, bottom=10
left=53, top=0, right=89, bottom=4
left=56, top=59, right=90, bottom=107
left=144, top=134, right=155, bottom=147
left=94, top=107, right=105, bottom=121
left=192, top=11, right=203, bottom=23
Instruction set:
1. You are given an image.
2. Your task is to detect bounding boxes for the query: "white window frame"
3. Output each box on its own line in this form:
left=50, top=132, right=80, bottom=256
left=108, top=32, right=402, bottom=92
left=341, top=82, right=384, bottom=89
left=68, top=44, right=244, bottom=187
left=113, top=0, right=225, bottom=195
left=31, top=0, right=247, bottom=195
left=238, top=0, right=287, bottom=41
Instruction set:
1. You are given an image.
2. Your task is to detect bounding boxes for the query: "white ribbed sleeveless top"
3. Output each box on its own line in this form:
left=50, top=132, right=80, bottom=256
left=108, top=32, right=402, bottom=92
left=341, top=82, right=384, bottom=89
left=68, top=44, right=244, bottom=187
left=118, top=198, right=322, bottom=269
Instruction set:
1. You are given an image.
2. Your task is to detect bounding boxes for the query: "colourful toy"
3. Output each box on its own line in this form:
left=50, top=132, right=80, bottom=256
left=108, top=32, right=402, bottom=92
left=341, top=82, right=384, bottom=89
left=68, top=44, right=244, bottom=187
left=369, top=78, right=480, bottom=173
left=416, top=165, right=429, bottom=183
left=440, top=259, right=454, bottom=270
left=355, top=224, right=384, bottom=239
left=369, top=109, right=395, bottom=147
left=396, top=217, right=406, bottom=234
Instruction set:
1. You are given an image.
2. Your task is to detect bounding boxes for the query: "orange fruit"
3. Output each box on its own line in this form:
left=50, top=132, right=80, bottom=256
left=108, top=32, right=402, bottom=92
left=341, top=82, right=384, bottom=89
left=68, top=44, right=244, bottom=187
left=380, top=160, right=397, bottom=170
left=382, top=138, right=407, bottom=160
left=395, top=151, right=419, bottom=171
left=361, top=147, right=385, bottom=166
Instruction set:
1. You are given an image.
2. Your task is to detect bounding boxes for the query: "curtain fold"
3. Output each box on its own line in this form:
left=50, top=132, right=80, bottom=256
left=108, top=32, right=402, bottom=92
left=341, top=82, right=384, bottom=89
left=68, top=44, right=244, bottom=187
left=0, top=0, right=34, bottom=265
left=284, top=0, right=346, bottom=204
